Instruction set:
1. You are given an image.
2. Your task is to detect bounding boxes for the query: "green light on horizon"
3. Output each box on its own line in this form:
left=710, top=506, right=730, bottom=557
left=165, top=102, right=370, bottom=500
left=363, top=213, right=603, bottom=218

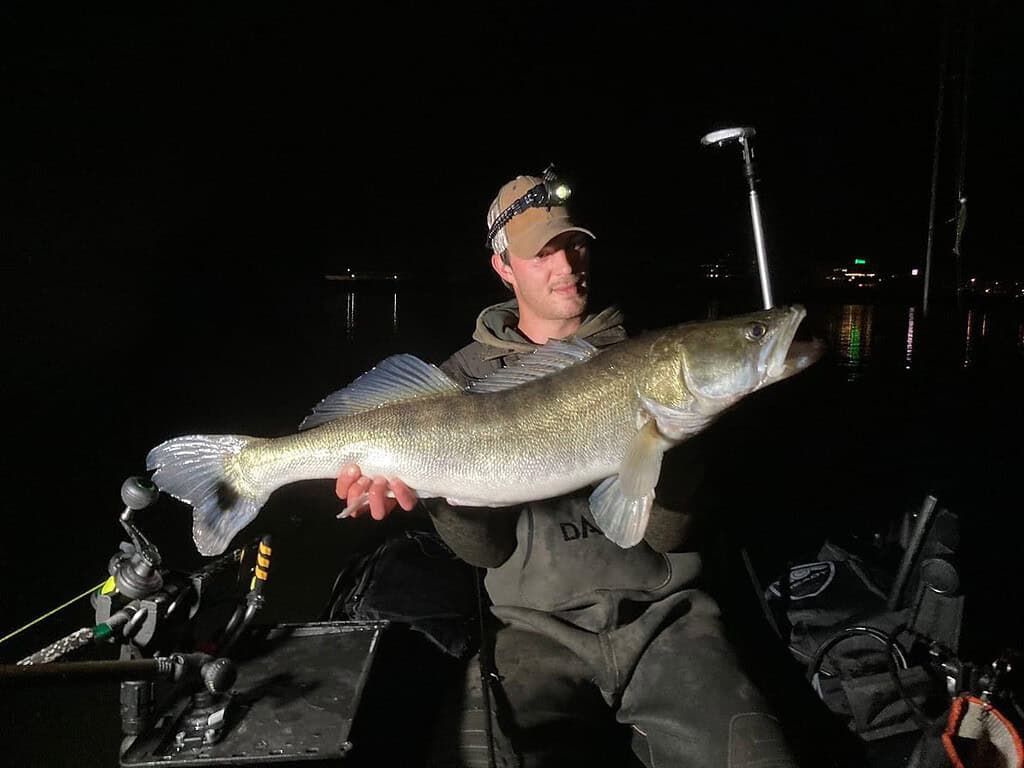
left=854, top=258, right=867, bottom=265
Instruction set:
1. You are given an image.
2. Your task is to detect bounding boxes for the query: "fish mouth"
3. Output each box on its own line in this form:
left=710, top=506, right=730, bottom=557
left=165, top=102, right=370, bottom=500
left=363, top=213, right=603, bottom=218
left=765, top=305, right=809, bottom=380
left=782, top=339, right=826, bottom=377
left=767, top=305, right=824, bottom=381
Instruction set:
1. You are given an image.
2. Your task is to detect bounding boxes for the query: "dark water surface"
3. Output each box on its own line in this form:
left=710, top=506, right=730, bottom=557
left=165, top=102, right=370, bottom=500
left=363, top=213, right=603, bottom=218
left=4, top=272, right=1023, bottom=763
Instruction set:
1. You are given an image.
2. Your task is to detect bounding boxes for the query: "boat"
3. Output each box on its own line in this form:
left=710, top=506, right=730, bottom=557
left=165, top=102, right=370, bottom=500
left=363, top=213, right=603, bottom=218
left=324, top=269, right=416, bottom=284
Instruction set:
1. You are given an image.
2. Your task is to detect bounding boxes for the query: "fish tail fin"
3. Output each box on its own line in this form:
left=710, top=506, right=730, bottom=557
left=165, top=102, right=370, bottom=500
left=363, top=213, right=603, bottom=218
left=146, top=435, right=269, bottom=556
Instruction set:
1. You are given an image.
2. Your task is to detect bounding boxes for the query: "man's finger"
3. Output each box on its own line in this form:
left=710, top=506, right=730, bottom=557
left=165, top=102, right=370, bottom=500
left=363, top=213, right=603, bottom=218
left=347, top=476, right=372, bottom=514
left=368, top=476, right=394, bottom=520
left=390, top=477, right=418, bottom=511
left=335, top=463, right=362, bottom=500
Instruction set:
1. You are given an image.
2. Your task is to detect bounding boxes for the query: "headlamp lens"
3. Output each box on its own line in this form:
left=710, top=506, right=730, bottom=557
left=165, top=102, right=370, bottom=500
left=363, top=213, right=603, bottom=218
left=550, top=183, right=572, bottom=202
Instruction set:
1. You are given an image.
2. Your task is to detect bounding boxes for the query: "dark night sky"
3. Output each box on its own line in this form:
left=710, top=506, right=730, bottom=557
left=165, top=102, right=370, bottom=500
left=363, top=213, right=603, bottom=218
left=2, top=6, right=1024, bottom=755
left=4, top=1, right=1019, bottom=296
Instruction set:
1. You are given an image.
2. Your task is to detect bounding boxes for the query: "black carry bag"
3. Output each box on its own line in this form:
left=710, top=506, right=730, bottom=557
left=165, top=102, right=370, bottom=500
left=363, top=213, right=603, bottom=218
left=327, top=523, right=480, bottom=658
left=766, top=499, right=1023, bottom=767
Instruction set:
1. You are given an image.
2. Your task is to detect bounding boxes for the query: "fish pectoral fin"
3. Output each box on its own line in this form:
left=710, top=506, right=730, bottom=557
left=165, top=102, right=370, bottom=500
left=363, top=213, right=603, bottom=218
left=590, top=420, right=672, bottom=548
left=638, top=393, right=710, bottom=441
left=620, top=419, right=672, bottom=497
left=299, top=354, right=462, bottom=430
left=589, top=476, right=652, bottom=549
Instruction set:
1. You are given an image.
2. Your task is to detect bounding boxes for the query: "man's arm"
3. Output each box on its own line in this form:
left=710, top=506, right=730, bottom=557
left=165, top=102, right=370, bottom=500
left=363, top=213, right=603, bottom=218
left=643, top=439, right=707, bottom=553
left=421, top=498, right=520, bottom=568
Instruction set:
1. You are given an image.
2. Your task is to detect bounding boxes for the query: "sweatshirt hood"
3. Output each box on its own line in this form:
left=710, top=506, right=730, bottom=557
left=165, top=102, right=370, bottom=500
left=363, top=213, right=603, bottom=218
left=472, top=299, right=626, bottom=359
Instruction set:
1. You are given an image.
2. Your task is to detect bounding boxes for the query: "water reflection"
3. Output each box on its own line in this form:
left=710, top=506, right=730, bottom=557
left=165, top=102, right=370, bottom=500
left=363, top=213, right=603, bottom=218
left=338, top=289, right=403, bottom=342
left=345, top=292, right=357, bottom=341
left=818, top=299, right=1024, bottom=378
left=961, top=308, right=991, bottom=369
left=705, top=298, right=720, bottom=321
left=329, top=287, right=1021, bottom=382
left=828, top=304, right=875, bottom=381
left=904, top=306, right=916, bottom=370
left=962, top=309, right=974, bottom=368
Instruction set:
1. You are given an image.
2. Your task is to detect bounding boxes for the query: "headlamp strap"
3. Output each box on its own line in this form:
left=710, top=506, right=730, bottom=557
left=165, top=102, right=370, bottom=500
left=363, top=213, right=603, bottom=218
left=486, top=164, right=569, bottom=250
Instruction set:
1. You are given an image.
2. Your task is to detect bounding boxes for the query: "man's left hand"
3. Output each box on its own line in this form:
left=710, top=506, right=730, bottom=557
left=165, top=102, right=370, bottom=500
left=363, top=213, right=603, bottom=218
left=335, top=462, right=418, bottom=520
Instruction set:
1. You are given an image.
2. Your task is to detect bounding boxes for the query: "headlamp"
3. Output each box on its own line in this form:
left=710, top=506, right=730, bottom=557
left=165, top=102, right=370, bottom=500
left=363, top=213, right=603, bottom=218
left=486, top=164, right=573, bottom=249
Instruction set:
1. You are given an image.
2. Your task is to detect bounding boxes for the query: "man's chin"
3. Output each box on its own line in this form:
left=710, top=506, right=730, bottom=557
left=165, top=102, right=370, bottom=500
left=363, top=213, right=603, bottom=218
left=555, top=294, right=588, bottom=319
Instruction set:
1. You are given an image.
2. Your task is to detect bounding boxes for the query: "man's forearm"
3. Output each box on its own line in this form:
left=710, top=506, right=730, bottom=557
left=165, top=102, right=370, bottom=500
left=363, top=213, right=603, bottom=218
left=644, top=454, right=707, bottom=553
left=423, top=498, right=520, bottom=568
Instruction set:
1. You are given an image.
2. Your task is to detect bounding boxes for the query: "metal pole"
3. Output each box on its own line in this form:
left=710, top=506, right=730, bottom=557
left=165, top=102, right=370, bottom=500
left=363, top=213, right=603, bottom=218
left=923, top=15, right=950, bottom=319
left=952, top=19, right=972, bottom=308
left=702, top=127, right=774, bottom=309
left=749, top=192, right=772, bottom=309
left=887, top=494, right=939, bottom=611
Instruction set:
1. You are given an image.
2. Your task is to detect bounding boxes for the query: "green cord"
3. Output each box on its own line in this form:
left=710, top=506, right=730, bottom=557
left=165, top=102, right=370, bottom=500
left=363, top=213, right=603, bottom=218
left=0, top=579, right=108, bottom=647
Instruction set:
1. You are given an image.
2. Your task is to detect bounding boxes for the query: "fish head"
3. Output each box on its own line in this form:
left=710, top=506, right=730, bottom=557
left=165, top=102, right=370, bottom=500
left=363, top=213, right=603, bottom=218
left=674, top=304, right=822, bottom=409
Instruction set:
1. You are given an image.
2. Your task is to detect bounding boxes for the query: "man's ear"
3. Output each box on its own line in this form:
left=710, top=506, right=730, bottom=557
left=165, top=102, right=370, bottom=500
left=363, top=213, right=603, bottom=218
left=491, top=252, right=514, bottom=284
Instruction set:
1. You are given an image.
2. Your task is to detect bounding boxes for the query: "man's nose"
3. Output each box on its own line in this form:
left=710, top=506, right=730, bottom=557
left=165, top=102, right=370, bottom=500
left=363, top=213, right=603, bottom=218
left=553, top=247, right=585, bottom=274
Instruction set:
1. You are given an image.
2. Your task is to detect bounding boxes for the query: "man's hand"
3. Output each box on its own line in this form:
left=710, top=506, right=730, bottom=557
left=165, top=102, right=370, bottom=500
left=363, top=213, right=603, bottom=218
left=335, top=463, right=418, bottom=521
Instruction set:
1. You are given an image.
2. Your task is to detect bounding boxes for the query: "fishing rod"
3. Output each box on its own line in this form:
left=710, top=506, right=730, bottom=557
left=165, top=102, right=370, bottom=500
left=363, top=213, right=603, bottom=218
left=0, top=476, right=275, bottom=750
left=0, top=466, right=397, bottom=768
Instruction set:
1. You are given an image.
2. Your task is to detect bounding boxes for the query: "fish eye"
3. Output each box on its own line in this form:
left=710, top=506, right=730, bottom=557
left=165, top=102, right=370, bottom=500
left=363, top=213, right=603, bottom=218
left=745, top=322, right=768, bottom=341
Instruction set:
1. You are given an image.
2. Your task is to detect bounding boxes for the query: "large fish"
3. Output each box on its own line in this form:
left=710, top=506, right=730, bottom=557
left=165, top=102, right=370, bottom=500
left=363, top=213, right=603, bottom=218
left=148, top=305, right=822, bottom=556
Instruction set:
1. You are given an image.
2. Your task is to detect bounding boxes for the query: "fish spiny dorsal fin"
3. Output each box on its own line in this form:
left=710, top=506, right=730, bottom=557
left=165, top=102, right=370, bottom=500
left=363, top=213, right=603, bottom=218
left=298, top=354, right=462, bottom=430
left=469, top=338, right=600, bottom=394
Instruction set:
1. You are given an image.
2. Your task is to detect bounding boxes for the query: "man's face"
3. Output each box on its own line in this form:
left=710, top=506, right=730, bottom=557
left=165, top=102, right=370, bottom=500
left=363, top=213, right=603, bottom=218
left=500, top=231, right=590, bottom=324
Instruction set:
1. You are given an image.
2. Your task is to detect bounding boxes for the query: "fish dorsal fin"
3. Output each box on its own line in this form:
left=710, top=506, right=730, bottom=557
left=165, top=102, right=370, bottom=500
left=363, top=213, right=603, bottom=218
left=469, top=338, right=599, bottom=393
left=299, top=354, right=461, bottom=430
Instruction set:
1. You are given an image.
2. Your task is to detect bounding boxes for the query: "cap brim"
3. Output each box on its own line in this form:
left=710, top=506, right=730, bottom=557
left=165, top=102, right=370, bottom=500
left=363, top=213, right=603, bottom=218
left=508, top=220, right=596, bottom=259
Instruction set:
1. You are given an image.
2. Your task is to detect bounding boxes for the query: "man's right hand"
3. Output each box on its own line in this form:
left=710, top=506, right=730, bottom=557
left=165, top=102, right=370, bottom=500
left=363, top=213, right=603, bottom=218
left=335, top=463, right=418, bottom=521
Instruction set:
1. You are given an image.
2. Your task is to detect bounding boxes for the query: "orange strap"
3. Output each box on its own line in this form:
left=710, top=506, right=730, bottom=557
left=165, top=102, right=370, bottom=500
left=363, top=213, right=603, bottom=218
left=942, top=695, right=1024, bottom=768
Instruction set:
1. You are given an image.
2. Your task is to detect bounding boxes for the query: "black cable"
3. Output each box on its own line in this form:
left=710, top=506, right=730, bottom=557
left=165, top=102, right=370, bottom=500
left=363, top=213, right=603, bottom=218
left=807, top=625, right=909, bottom=683
left=809, top=624, right=943, bottom=733
left=885, top=624, right=934, bottom=730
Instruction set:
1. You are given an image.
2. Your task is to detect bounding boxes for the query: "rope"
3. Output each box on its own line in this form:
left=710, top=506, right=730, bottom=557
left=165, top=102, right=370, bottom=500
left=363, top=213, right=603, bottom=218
left=0, top=579, right=108, bottom=648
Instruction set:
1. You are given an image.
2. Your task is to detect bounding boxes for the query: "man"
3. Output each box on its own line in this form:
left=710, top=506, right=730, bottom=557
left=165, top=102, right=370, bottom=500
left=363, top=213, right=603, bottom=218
left=335, top=172, right=801, bottom=767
